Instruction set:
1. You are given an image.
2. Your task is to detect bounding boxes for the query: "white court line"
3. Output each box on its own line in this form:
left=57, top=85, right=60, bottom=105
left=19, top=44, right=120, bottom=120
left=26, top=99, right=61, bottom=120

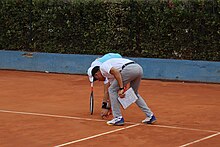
left=2, top=109, right=218, bottom=131
left=151, top=124, right=218, bottom=133
left=1, top=109, right=220, bottom=146
left=179, top=132, right=220, bottom=147
left=54, top=123, right=140, bottom=147
left=0, top=109, right=218, bottom=133
left=0, top=109, right=134, bottom=125
left=0, top=109, right=106, bottom=122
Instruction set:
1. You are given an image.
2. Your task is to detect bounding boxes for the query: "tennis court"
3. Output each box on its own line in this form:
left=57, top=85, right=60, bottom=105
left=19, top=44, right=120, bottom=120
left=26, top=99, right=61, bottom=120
left=0, top=70, right=220, bottom=147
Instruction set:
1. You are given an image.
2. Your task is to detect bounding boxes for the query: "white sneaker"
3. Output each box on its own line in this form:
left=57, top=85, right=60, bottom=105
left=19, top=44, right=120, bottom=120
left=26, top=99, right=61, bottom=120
left=142, top=115, right=157, bottom=124
left=107, top=116, right=124, bottom=126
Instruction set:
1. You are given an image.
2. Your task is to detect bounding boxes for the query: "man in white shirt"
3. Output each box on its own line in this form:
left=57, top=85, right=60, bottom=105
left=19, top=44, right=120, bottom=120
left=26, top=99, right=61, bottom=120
left=87, top=53, right=122, bottom=118
left=89, top=58, right=156, bottom=126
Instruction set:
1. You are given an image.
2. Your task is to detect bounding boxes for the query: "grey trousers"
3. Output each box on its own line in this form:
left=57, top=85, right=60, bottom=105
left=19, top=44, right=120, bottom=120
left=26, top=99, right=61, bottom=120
left=108, top=63, right=153, bottom=118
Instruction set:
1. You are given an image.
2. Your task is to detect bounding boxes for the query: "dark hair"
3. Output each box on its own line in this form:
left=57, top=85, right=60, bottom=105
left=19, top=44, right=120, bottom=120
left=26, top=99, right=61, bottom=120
left=91, top=66, right=100, bottom=81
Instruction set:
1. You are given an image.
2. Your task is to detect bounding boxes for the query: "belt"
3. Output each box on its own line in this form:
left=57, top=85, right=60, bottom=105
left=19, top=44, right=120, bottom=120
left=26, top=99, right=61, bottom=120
left=121, top=62, right=135, bottom=70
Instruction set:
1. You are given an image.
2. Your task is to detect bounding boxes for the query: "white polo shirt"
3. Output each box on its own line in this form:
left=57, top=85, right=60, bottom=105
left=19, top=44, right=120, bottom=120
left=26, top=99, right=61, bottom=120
left=100, top=58, right=134, bottom=83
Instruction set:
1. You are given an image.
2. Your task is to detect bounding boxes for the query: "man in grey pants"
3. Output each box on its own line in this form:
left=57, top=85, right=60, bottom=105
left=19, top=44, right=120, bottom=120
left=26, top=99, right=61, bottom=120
left=89, top=57, right=156, bottom=126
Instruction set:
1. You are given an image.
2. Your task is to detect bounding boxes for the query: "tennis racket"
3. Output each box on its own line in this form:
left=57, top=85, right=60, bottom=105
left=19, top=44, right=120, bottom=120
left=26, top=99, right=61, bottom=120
left=90, top=82, right=94, bottom=115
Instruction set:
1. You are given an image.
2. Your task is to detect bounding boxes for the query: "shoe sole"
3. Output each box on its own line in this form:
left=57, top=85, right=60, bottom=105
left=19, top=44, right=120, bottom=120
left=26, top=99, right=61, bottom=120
left=147, top=119, right=156, bottom=124
left=107, top=122, right=124, bottom=126
left=142, top=118, right=157, bottom=124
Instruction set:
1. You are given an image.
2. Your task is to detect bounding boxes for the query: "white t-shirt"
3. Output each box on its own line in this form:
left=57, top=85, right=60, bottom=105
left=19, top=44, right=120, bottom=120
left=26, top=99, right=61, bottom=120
left=100, top=58, right=134, bottom=83
left=88, top=53, right=122, bottom=84
left=91, top=60, right=102, bottom=67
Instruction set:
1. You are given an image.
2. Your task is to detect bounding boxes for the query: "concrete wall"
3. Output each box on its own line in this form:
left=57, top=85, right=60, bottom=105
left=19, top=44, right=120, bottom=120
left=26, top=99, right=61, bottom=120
left=1, top=50, right=220, bottom=83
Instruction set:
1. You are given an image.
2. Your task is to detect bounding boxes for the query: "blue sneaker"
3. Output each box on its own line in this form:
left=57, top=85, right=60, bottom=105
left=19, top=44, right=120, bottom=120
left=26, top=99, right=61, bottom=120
left=107, top=116, right=124, bottom=126
left=142, top=115, right=157, bottom=124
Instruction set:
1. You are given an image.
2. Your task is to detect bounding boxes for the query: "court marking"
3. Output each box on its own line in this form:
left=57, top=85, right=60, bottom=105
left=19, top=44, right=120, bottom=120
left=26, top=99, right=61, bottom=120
left=0, top=109, right=218, bottom=133
left=54, top=123, right=141, bottom=147
left=0, top=109, right=136, bottom=124
left=0, top=109, right=219, bottom=147
left=179, top=132, right=220, bottom=147
left=149, top=124, right=218, bottom=133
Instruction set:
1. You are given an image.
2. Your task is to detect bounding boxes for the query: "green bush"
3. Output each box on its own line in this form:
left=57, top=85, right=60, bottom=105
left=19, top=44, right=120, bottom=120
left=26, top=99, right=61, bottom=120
left=0, top=0, right=220, bottom=61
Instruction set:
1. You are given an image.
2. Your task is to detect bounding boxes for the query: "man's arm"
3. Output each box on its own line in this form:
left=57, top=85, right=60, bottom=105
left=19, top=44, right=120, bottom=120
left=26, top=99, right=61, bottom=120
left=103, top=82, right=110, bottom=102
left=109, top=67, right=125, bottom=98
left=109, top=67, right=124, bottom=88
left=101, top=82, right=111, bottom=118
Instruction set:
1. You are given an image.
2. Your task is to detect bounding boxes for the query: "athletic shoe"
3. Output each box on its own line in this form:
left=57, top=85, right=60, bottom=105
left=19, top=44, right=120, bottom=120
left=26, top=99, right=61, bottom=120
left=107, top=116, right=124, bottom=126
left=142, top=115, right=157, bottom=124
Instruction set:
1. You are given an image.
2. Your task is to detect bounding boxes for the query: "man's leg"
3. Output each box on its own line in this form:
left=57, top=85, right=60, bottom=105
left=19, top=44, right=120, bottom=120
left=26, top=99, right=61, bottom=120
left=107, top=80, right=125, bottom=126
left=108, top=80, right=122, bottom=118
left=122, top=64, right=153, bottom=117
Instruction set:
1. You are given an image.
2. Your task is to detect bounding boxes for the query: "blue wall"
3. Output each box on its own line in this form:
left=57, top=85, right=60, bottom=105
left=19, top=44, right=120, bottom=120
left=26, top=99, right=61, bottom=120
left=0, top=50, right=94, bottom=74
left=0, top=50, right=220, bottom=83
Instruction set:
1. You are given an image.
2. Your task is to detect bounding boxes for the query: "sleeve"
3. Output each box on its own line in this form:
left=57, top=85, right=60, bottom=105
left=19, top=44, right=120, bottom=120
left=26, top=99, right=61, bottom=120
left=100, top=62, right=113, bottom=75
left=103, top=78, right=109, bottom=84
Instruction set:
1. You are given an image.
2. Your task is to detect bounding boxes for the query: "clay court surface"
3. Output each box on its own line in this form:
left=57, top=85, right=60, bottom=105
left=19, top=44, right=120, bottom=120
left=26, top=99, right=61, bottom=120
left=0, top=70, right=220, bottom=147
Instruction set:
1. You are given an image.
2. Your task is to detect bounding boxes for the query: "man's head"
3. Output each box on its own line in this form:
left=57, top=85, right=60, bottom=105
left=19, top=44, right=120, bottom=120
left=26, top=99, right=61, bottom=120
left=87, top=66, right=105, bottom=82
left=91, top=66, right=100, bottom=81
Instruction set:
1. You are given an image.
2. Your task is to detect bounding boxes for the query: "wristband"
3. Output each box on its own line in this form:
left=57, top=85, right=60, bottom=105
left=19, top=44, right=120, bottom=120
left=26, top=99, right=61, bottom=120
left=119, top=87, right=124, bottom=90
left=102, top=102, right=110, bottom=109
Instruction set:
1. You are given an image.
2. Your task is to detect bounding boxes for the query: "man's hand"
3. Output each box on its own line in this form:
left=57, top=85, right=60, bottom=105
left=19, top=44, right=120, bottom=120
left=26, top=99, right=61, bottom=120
left=101, top=101, right=111, bottom=119
left=101, top=108, right=112, bottom=119
left=118, top=89, right=125, bottom=98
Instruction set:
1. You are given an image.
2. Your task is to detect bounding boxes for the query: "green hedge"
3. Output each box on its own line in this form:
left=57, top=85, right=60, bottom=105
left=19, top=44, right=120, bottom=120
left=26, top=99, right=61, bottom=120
left=0, top=0, right=220, bottom=61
